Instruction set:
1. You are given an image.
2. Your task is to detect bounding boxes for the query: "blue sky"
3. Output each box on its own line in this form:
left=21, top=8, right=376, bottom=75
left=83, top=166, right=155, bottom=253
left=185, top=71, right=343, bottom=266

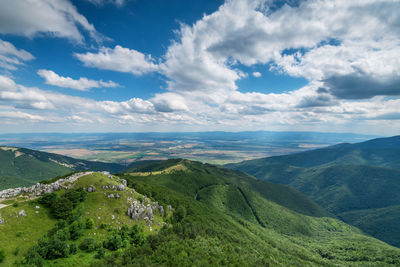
left=0, top=0, right=399, bottom=135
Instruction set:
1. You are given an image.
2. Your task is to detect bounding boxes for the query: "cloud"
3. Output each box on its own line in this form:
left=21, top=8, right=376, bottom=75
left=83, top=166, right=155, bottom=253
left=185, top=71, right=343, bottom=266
left=0, top=111, right=46, bottom=121
left=297, top=93, right=337, bottom=108
left=0, top=0, right=102, bottom=43
left=85, top=0, right=128, bottom=7
left=324, top=74, right=400, bottom=100
left=0, top=75, right=17, bottom=91
left=252, top=72, right=262, bottom=78
left=37, top=69, right=119, bottom=91
left=1, top=0, right=400, bottom=135
left=75, top=46, right=158, bottom=75
left=0, top=39, right=34, bottom=70
left=151, top=93, right=189, bottom=112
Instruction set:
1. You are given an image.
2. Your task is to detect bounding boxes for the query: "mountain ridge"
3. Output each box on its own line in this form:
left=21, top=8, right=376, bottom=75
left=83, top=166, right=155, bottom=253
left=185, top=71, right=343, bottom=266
left=226, top=135, right=400, bottom=247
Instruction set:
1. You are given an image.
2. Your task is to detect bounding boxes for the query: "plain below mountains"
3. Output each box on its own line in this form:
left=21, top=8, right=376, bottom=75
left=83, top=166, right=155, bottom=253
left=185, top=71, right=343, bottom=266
left=0, top=146, right=123, bottom=190
left=227, top=135, right=400, bottom=247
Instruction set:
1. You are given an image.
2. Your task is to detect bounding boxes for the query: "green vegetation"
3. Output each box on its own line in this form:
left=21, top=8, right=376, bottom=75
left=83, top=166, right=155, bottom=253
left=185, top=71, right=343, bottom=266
left=0, top=146, right=123, bottom=190
left=2, top=158, right=400, bottom=266
left=227, top=135, right=400, bottom=247
left=0, top=172, right=166, bottom=266
left=99, top=159, right=400, bottom=266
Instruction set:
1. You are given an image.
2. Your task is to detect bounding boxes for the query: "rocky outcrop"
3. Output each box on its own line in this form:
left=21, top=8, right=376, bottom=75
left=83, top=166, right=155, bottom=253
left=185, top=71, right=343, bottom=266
left=0, top=172, right=93, bottom=200
left=127, top=199, right=165, bottom=225
left=18, top=210, right=26, bottom=217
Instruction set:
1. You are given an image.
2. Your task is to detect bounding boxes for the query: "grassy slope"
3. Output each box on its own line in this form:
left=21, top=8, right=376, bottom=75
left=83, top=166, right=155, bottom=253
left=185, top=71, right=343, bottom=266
left=0, top=172, right=165, bottom=266
left=117, top=159, right=400, bottom=266
left=0, top=147, right=124, bottom=190
left=226, top=135, right=400, bottom=247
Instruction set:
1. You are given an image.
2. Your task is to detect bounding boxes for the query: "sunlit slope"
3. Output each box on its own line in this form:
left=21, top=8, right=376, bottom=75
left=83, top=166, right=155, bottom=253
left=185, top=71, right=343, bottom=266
left=0, top=172, right=166, bottom=266
left=115, top=159, right=400, bottom=266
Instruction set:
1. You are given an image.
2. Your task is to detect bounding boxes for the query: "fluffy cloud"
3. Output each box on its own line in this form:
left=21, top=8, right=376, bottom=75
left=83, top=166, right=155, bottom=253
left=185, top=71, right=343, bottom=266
left=75, top=46, right=158, bottom=75
left=37, top=69, right=119, bottom=91
left=252, top=72, right=262, bottom=78
left=0, top=39, right=34, bottom=70
left=0, top=0, right=102, bottom=43
left=151, top=93, right=189, bottom=112
left=2, top=0, right=400, bottom=134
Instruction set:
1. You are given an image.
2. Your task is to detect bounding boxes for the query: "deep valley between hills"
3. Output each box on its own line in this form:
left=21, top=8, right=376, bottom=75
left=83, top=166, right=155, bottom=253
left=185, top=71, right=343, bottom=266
left=1, top=136, right=400, bottom=266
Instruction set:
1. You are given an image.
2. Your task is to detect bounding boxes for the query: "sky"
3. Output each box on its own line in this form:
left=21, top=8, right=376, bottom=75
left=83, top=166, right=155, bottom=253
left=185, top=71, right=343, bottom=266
left=0, top=0, right=399, bottom=135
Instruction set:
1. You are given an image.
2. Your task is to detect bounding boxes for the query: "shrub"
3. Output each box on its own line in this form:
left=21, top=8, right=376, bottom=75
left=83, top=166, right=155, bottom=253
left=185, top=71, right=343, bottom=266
left=62, top=189, right=87, bottom=208
left=38, top=236, right=70, bottom=259
left=38, top=193, right=58, bottom=207
left=50, top=197, right=73, bottom=219
left=79, top=238, right=97, bottom=252
left=69, top=243, right=78, bottom=255
left=86, top=218, right=95, bottom=229
left=173, top=206, right=187, bottom=223
left=95, top=247, right=106, bottom=259
left=24, top=246, right=43, bottom=266
left=103, top=231, right=123, bottom=251
left=129, top=225, right=146, bottom=245
left=100, top=222, right=108, bottom=229
left=69, top=220, right=85, bottom=240
left=0, top=250, right=5, bottom=263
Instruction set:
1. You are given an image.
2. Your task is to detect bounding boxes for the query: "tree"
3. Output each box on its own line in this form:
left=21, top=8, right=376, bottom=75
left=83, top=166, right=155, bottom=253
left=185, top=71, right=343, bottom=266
left=86, top=218, right=95, bottom=229
left=103, top=231, right=123, bottom=251
left=79, top=238, right=97, bottom=252
left=69, top=220, right=85, bottom=240
left=62, top=189, right=87, bottom=208
left=50, top=197, right=73, bottom=219
left=38, top=193, right=57, bottom=207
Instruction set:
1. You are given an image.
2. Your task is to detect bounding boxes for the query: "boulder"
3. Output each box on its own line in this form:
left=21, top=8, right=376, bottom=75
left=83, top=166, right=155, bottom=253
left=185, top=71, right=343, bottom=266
left=87, top=186, right=96, bottom=193
left=18, top=210, right=26, bottom=216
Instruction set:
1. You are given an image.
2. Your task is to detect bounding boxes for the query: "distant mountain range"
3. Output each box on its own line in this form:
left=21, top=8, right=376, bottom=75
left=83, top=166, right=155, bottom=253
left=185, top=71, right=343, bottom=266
left=227, top=135, right=400, bottom=247
left=0, top=146, right=123, bottom=190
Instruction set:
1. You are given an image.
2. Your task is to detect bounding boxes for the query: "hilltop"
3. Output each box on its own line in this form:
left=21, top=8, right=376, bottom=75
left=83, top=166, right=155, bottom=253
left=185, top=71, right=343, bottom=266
left=227, top=135, right=400, bottom=247
left=1, top=158, right=400, bottom=266
left=0, top=171, right=168, bottom=266
left=0, top=146, right=124, bottom=190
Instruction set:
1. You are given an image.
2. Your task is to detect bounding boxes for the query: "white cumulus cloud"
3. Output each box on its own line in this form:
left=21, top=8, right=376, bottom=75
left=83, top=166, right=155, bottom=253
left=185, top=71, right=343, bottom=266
left=0, top=0, right=102, bottom=43
left=37, top=69, right=119, bottom=91
left=0, top=39, right=34, bottom=70
left=75, top=45, right=158, bottom=75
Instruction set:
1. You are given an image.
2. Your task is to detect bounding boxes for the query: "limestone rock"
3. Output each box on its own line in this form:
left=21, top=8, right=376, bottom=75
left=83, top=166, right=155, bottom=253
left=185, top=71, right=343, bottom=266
left=87, top=186, right=96, bottom=193
left=18, top=210, right=26, bottom=216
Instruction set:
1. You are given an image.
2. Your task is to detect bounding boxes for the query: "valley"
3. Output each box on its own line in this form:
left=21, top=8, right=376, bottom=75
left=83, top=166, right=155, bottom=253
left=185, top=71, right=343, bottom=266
left=1, top=135, right=400, bottom=266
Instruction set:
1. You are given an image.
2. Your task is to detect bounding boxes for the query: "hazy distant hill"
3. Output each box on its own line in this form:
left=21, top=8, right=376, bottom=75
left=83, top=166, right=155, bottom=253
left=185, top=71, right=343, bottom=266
left=227, top=135, right=400, bottom=247
left=0, top=146, right=123, bottom=190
